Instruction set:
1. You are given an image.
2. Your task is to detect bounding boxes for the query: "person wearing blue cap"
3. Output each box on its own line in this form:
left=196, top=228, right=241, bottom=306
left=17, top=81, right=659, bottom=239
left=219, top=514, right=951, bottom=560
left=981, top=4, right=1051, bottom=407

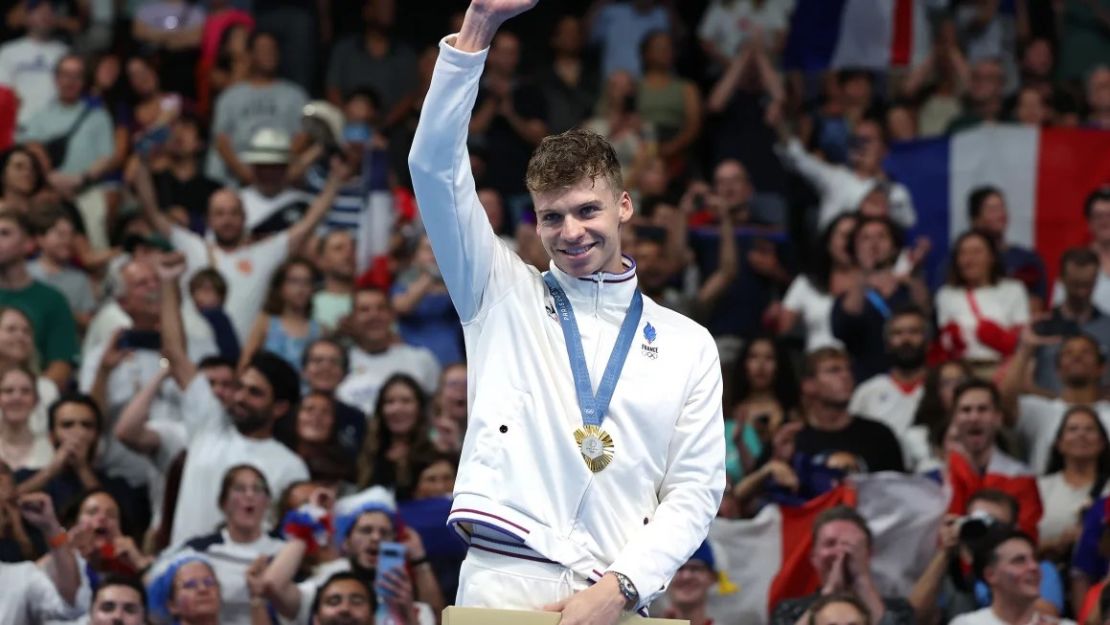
left=661, top=540, right=736, bottom=625
left=147, top=554, right=222, bottom=625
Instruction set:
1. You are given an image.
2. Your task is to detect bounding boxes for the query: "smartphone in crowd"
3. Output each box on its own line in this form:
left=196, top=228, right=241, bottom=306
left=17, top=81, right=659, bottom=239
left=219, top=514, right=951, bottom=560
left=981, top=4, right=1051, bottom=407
left=375, top=541, right=407, bottom=599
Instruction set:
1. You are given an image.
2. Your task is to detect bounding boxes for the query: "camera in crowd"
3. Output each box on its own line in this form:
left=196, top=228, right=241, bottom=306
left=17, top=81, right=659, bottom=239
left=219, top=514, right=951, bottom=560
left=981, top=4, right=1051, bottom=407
left=957, top=510, right=998, bottom=543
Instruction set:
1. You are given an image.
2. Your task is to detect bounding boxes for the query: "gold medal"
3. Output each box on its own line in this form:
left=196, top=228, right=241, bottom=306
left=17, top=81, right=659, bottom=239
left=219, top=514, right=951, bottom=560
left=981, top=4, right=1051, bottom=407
left=574, top=424, right=615, bottom=473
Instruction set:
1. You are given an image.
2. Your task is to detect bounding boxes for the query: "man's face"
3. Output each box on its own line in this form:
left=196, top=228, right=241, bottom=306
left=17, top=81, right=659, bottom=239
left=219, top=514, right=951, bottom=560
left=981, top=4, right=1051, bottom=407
left=25, top=2, right=55, bottom=36
left=713, top=160, right=751, bottom=209
left=305, top=342, right=346, bottom=392
left=230, top=368, right=278, bottom=433
left=1088, top=68, right=1110, bottom=114
left=1057, top=336, right=1102, bottom=388
left=1062, top=261, right=1098, bottom=309
left=345, top=511, right=394, bottom=569
left=352, top=291, right=393, bottom=346
left=50, top=402, right=98, bottom=460
left=534, top=176, right=633, bottom=278
left=252, top=163, right=289, bottom=195
left=970, top=60, right=1005, bottom=104
left=207, top=190, right=245, bottom=247
left=667, top=561, right=714, bottom=608
left=315, top=578, right=373, bottom=625
left=321, top=232, right=355, bottom=280
left=1089, top=199, right=1110, bottom=245
left=886, top=314, right=927, bottom=370
left=973, top=194, right=1008, bottom=240
left=551, top=16, right=583, bottom=56
left=488, top=32, right=520, bottom=76
left=203, top=364, right=238, bottom=409
left=985, top=539, right=1041, bottom=602
left=809, top=357, right=854, bottom=408
left=811, top=520, right=869, bottom=584
left=0, top=219, right=30, bottom=267
left=952, top=388, right=1001, bottom=456
left=119, top=261, right=161, bottom=323
left=55, top=57, right=85, bottom=104
left=633, top=240, right=667, bottom=291
left=848, top=121, right=885, bottom=172
left=251, top=34, right=280, bottom=76
left=90, top=585, right=145, bottom=625
left=168, top=119, right=201, bottom=157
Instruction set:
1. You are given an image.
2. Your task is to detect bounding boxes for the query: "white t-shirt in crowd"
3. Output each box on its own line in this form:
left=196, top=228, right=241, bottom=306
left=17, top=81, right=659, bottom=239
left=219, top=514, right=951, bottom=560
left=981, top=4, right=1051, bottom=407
left=170, top=227, right=291, bottom=342
left=1036, top=472, right=1107, bottom=546
left=336, top=343, right=441, bottom=415
left=1016, top=395, right=1110, bottom=475
left=951, top=607, right=1075, bottom=625
left=935, top=279, right=1030, bottom=361
left=1051, top=268, right=1110, bottom=311
left=144, top=418, right=187, bottom=532
left=0, top=36, right=68, bottom=124
left=848, top=374, right=925, bottom=469
left=697, top=0, right=794, bottom=59
left=170, top=375, right=308, bottom=546
left=781, top=275, right=840, bottom=351
left=0, top=561, right=81, bottom=625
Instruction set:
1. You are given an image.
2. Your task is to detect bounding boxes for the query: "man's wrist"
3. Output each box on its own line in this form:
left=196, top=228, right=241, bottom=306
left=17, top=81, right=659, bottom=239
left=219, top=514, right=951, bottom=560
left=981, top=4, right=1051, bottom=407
left=609, top=571, right=639, bottom=611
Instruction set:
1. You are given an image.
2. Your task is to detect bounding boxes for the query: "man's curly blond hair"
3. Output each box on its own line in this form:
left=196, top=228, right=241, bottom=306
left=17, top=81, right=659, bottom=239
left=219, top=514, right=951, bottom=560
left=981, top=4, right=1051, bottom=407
left=525, top=129, right=624, bottom=200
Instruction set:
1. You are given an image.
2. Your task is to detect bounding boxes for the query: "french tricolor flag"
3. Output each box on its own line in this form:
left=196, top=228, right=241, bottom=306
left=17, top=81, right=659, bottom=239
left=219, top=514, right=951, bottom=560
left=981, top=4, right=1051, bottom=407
left=885, top=126, right=1110, bottom=287
left=784, top=0, right=932, bottom=71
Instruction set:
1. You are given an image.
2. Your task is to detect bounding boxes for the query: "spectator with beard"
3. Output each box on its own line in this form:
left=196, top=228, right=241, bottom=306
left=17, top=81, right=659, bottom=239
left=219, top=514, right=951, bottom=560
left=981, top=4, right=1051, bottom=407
left=1001, top=330, right=1110, bottom=475
left=157, top=252, right=309, bottom=547
left=848, top=306, right=930, bottom=470
left=660, top=541, right=729, bottom=625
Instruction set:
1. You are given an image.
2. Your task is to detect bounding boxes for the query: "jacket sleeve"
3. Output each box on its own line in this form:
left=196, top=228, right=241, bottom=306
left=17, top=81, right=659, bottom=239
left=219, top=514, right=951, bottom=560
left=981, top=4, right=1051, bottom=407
left=408, top=37, right=532, bottom=323
left=607, top=331, right=726, bottom=606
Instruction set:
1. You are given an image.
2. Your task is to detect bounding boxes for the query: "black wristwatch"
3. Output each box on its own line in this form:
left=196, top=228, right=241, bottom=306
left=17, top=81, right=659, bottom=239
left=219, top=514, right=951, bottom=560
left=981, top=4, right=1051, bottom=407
left=611, top=571, right=639, bottom=610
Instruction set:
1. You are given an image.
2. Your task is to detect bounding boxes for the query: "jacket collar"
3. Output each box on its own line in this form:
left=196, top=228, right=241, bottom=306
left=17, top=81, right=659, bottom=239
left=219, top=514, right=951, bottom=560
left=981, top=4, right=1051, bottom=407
left=547, top=255, right=639, bottom=317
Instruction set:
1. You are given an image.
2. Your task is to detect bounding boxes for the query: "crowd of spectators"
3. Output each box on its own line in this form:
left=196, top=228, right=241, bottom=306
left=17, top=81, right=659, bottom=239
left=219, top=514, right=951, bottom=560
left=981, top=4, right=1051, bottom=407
left=1, top=0, right=1110, bottom=624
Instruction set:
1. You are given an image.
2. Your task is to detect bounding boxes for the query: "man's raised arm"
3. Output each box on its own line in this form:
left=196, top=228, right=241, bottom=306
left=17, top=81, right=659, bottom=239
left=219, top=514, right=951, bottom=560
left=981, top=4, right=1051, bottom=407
left=408, top=0, right=538, bottom=323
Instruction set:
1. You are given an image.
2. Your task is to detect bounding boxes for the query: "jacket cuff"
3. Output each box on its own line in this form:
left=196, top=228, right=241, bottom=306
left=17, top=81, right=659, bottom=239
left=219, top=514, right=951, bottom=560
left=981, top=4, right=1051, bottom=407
left=439, top=34, right=490, bottom=67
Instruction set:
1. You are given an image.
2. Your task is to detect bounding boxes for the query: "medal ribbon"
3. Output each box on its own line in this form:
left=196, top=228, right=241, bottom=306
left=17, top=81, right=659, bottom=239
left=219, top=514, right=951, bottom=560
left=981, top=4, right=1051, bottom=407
left=543, top=272, right=644, bottom=428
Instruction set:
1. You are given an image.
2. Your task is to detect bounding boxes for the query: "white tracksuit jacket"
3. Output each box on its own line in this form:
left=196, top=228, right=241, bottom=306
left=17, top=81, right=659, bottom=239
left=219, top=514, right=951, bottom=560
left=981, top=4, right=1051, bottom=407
left=408, top=35, right=726, bottom=608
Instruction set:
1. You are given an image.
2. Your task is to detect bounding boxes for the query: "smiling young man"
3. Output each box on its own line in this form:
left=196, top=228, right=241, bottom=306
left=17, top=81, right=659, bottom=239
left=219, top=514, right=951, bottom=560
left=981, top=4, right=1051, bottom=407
left=407, top=1, right=725, bottom=623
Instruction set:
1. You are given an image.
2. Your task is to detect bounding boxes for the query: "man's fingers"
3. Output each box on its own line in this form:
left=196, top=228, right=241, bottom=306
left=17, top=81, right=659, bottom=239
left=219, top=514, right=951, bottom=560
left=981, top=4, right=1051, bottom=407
left=542, top=598, right=568, bottom=612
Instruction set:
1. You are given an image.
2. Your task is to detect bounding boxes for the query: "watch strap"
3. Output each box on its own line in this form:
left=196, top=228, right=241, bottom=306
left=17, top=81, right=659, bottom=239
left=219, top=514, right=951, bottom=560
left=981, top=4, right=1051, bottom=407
left=611, top=571, right=639, bottom=610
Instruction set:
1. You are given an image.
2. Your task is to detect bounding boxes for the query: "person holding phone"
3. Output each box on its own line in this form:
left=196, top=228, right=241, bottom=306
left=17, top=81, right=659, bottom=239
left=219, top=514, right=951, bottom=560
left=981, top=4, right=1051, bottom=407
left=408, top=2, right=725, bottom=623
left=262, top=495, right=442, bottom=625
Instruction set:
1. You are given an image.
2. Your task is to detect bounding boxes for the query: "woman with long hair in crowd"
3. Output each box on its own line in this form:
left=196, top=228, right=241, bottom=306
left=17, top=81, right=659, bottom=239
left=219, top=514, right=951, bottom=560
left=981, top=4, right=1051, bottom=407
left=358, top=374, right=437, bottom=500
left=725, top=335, right=799, bottom=483
left=281, top=391, right=356, bottom=484
left=778, top=213, right=858, bottom=350
left=239, top=257, right=322, bottom=375
left=0, top=145, right=47, bottom=211
left=0, top=307, right=59, bottom=433
left=910, top=359, right=974, bottom=471
left=1037, top=406, right=1110, bottom=562
left=0, top=365, right=52, bottom=472
left=158, top=464, right=284, bottom=625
